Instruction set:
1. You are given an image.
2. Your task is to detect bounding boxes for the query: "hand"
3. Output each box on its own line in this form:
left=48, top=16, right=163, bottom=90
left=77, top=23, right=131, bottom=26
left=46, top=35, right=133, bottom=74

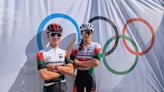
left=74, top=59, right=81, bottom=65
left=47, top=64, right=58, bottom=72
left=47, top=64, right=54, bottom=71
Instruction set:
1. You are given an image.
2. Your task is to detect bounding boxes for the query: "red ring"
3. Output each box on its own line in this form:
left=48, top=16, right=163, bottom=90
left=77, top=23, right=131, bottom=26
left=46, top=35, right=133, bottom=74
left=122, top=18, right=155, bottom=56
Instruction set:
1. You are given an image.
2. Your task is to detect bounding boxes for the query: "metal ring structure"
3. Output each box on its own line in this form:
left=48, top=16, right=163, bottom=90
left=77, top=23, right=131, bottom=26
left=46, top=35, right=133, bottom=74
left=102, top=35, right=139, bottom=75
left=89, top=16, right=119, bottom=56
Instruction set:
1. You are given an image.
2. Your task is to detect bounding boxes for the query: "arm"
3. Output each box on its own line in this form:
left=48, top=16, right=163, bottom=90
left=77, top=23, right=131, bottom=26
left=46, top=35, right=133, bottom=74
left=46, top=62, right=74, bottom=75
left=57, top=62, right=74, bottom=75
left=74, top=64, right=90, bottom=70
left=76, top=44, right=102, bottom=68
left=38, top=68, right=62, bottom=81
left=57, top=51, right=74, bottom=75
left=75, top=66, right=90, bottom=70
left=74, top=58, right=100, bottom=68
left=46, top=61, right=74, bottom=76
left=36, top=52, right=62, bottom=81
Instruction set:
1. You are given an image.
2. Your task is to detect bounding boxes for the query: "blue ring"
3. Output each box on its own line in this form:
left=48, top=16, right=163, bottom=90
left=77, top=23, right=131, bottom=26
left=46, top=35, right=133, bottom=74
left=37, top=13, right=81, bottom=50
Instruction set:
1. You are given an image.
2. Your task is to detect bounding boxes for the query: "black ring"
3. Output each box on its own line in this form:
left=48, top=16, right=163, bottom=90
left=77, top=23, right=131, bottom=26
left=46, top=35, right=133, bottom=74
left=89, top=16, right=119, bottom=56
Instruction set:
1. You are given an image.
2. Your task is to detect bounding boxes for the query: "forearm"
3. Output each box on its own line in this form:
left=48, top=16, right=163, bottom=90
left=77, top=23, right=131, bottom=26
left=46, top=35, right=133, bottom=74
left=76, top=59, right=100, bottom=68
left=45, top=72, right=61, bottom=80
left=57, top=64, right=74, bottom=75
left=75, top=66, right=90, bottom=70
left=39, top=69, right=62, bottom=81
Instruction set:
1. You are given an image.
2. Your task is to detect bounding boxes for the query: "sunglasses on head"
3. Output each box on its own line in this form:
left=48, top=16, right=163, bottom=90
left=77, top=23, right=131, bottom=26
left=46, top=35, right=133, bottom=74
left=48, top=32, right=61, bottom=37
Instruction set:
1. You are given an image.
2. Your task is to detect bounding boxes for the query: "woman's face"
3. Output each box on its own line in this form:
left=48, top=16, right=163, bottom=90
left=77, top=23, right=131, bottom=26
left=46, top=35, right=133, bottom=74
left=48, top=32, right=61, bottom=46
left=81, top=29, right=93, bottom=42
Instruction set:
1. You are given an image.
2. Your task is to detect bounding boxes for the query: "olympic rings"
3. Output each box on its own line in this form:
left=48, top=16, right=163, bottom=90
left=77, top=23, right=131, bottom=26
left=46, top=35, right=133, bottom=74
left=99, top=17, right=154, bottom=75
left=89, top=16, right=119, bottom=56
left=37, top=13, right=81, bottom=50
left=122, top=18, right=155, bottom=56
left=102, top=35, right=139, bottom=75
left=37, top=13, right=155, bottom=75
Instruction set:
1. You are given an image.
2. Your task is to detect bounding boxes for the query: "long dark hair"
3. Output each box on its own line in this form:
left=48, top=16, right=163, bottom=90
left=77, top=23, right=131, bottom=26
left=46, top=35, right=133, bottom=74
left=78, top=40, right=83, bottom=51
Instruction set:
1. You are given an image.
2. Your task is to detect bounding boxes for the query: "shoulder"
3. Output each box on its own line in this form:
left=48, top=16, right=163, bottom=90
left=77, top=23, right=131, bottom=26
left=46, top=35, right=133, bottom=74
left=58, top=48, right=67, bottom=53
left=36, top=47, right=51, bottom=57
left=58, top=48, right=71, bottom=58
left=36, top=50, right=44, bottom=56
left=36, top=50, right=44, bottom=59
left=91, top=42, right=101, bottom=48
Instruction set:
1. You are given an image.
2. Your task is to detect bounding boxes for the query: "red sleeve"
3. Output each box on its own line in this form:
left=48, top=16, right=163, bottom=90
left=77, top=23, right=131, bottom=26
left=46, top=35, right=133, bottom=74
left=65, top=51, right=70, bottom=58
left=71, top=49, right=77, bottom=56
left=36, top=52, right=46, bottom=70
left=94, top=48, right=101, bottom=56
left=65, top=51, right=71, bottom=64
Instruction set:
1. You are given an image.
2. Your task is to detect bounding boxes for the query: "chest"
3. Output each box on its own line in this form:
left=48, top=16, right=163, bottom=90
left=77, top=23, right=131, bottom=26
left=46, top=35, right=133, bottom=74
left=76, top=45, right=96, bottom=60
left=44, top=50, right=66, bottom=65
left=77, top=46, right=95, bottom=55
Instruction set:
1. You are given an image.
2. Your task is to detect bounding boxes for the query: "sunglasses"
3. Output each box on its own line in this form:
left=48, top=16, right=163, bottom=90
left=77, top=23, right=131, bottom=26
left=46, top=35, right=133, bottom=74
left=48, top=32, right=61, bottom=37
left=81, top=30, right=93, bottom=35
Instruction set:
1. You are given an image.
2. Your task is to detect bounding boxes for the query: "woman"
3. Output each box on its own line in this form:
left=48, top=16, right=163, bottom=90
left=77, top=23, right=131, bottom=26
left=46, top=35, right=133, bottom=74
left=36, top=23, right=73, bottom=92
left=71, top=23, right=102, bottom=92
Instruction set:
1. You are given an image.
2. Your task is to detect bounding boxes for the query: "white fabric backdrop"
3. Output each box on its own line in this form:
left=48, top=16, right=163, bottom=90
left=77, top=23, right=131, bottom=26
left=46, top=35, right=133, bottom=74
left=0, top=0, right=164, bottom=92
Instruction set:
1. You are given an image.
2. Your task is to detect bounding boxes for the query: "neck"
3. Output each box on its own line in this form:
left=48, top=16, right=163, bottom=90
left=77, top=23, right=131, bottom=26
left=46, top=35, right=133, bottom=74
left=83, top=40, right=91, bottom=46
left=50, top=44, right=58, bottom=48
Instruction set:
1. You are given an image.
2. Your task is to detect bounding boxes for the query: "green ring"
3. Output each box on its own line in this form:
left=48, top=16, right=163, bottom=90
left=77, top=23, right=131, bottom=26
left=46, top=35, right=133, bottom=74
left=102, top=35, right=139, bottom=75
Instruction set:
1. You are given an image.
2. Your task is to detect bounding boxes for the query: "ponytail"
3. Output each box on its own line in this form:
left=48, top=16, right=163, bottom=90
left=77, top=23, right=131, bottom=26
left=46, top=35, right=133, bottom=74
left=79, top=40, right=83, bottom=51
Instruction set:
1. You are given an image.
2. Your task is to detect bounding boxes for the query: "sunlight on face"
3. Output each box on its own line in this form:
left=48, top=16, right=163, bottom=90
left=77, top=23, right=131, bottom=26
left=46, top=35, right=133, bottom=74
left=48, top=32, right=61, bottom=47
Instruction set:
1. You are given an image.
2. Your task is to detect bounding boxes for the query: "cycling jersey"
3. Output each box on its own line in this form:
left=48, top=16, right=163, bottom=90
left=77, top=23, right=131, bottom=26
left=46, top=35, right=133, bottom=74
left=37, top=46, right=71, bottom=70
left=71, top=41, right=101, bottom=74
left=71, top=41, right=101, bottom=92
left=36, top=46, right=71, bottom=85
left=71, top=42, right=101, bottom=62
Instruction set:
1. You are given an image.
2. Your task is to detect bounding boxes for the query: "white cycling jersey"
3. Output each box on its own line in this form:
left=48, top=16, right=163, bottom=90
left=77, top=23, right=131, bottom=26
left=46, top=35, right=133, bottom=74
left=71, top=42, right=101, bottom=61
left=36, top=46, right=71, bottom=70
